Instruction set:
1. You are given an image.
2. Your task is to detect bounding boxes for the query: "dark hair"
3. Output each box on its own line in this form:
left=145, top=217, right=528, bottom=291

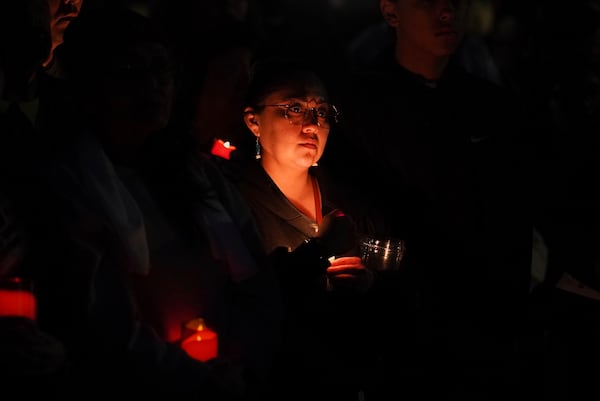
left=244, top=56, right=329, bottom=109
left=0, top=0, right=51, bottom=86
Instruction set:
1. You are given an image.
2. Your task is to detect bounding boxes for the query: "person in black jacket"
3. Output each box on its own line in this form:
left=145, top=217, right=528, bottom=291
left=0, top=0, right=69, bottom=395
left=324, top=1, right=533, bottom=399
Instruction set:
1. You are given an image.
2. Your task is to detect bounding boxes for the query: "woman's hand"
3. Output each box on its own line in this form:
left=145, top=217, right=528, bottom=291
left=326, top=256, right=373, bottom=293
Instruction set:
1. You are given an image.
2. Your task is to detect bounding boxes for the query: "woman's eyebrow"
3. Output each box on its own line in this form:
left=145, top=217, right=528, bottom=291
left=277, top=96, right=329, bottom=104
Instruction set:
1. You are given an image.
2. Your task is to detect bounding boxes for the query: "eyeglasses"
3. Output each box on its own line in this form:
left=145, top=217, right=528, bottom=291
left=261, top=102, right=340, bottom=128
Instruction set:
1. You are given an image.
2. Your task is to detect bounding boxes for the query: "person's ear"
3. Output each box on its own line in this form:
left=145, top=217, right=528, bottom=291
left=380, top=0, right=399, bottom=27
left=243, top=107, right=260, bottom=136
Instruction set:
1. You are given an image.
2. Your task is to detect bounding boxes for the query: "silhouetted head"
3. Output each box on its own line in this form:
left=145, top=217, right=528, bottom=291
left=62, top=7, right=176, bottom=131
left=380, top=0, right=467, bottom=78
left=0, top=0, right=51, bottom=101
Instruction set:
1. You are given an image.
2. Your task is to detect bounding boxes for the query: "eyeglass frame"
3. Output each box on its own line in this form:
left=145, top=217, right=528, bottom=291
left=258, top=102, right=341, bottom=128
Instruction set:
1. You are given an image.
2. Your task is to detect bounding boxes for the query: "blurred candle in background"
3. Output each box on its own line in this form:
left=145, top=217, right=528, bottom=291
left=0, top=277, right=37, bottom=320
left=180, top=317, right=218, bottom=362
left=210, top=139, right=237, bottom=160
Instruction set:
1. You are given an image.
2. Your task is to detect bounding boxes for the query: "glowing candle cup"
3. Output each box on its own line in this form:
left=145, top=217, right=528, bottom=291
left=360, top=237, right=406, bottom=272
left=180, top=318, right=218, bottom=362
left=0, top=277, right=37, bottom=320
left=210, top=139, right=237, bottom=160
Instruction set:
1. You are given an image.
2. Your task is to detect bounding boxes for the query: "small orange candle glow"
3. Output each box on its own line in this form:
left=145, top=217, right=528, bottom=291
left=210, top=139, right=237, bottom=160
left=180, top=318, right=218, bottom=362
left=0, top=278, right=37, bottom=320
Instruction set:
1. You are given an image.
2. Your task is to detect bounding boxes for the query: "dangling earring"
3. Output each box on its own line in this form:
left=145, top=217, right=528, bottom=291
left=255, top=137, right=261, bottom=160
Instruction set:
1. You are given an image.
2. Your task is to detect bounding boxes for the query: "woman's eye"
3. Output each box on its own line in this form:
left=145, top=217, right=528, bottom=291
left=316, top=108, right=329, bottom=118
left=288, top=104, right=304, bottom=114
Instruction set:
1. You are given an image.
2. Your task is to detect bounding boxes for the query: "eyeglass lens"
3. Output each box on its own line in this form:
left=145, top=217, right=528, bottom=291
left=284, top=103, right=336, bottom=128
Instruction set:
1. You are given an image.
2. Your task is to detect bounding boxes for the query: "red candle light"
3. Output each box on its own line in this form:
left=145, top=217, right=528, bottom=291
left=210, top=139, right=237, bottom=160
left=180, top=318, right=218, bottom=362
left=0, top=277, right=37, bottom=320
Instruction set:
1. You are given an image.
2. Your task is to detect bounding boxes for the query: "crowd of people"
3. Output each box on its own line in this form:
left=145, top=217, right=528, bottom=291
left=1, top=0, right=599, bottom=400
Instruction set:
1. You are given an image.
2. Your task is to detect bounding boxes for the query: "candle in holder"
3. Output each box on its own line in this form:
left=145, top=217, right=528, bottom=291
left=180, top=317, right=218, bottom=362
left=0, top=277, right=37, bottom=320
left=359, top=236, right=406, bottom=272
left=210, top=139, right=237, bottom=160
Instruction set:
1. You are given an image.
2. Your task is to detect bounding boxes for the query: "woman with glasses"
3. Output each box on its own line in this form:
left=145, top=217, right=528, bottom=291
left=224, top=57, right=379, bottom=401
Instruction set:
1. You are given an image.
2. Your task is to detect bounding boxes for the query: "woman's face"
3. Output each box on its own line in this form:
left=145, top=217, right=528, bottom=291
left=247, top=83, right=333, bottom=170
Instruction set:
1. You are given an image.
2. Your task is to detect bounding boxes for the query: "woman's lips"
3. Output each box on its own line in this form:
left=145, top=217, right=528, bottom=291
left=301, top=143, right=317, bottom=150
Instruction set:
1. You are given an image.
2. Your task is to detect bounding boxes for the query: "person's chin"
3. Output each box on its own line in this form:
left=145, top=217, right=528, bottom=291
left=297, top=157, right=317, bottom=169
left=433, top=44, right=459, bottom=58
left=52, top=20, right=70, bottom=32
